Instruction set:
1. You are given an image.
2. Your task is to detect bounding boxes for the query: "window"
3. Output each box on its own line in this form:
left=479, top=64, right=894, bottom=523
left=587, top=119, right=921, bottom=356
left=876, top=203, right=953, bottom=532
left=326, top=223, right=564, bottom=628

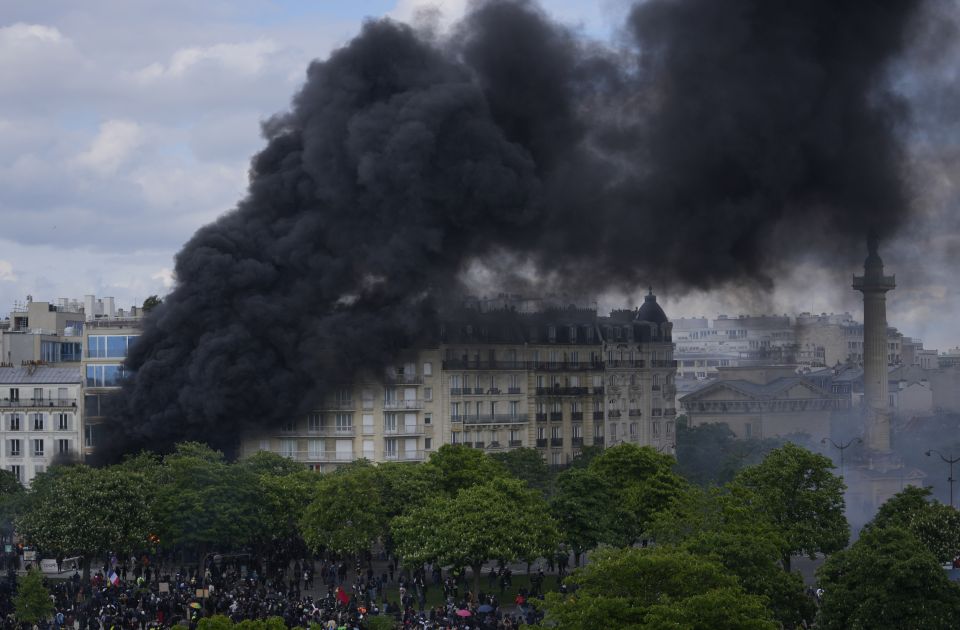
left=666, top=421, right=674, bottom=437
left=280, top=439, right=296, bottom=459
left=425, top=437, right=432, bottom=450
left=537, top=426, right=546, bottom=440
left=423, top=362, right=433, bottom=376
left=631, top=422, right=639, bottom=437
left=424, top=387, right=433, bottom=402
left=384, top=413, right=398, bottom=434
left=450, top=402, right=461, bottom=418
left=308, top=413, right=322, bottom=432
left=551, top=426, right=562, bottom=439
left=33, top=439, right=44, bottom=457
left=424, top=413, right=432, bottom=425
left=572, top=424, right=582, bottom=438
left=509, top=401, right=520, bottom=418
left=610, top=423, right=617, bottom=439
left=551, top=451, right=562, bottom=466
left=362, top=389, right=374, bottom=410
left=8, top=466, right=21, bottom=483
left=8, top=440, right=20, bottom=457
left=336, top=389, right=352, bottom=406
left=509, top=429, right=521, bottom=444
left=57, top=414, right=70, bottom=431
left=652, top=421, right=660, bottom=438
left=385, top=438, right=398, bottom=458
left=33, top=414, right=43, bottom=431
left=8, top=389, right=18, bottom=402
left=363, top=439, right=374, bottom=459
left=57, top=439, right=70, bottom=455
left=452, top=431, right=460, bottom=444
left=362, top=414, right=374, bottom=435
left=84, top=424, right=96, bottom=447
left=281, top=419, right=295, bottom=432
left=85, top=364, right=127, bottom=387
left=34, top=465, right=45, bottom=476
left=335, top=413, right=353, bottom=433
left=86, top=335, right=139, bottom=359
left=8, top=415, right=19, bottom=431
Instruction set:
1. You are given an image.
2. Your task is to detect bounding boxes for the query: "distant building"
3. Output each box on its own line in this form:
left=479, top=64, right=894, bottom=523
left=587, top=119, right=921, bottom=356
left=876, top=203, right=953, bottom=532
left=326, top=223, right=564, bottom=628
left=0, top=298, right=85, bottom=366
left=0, top=366, right=82, bottom=484
left=679, top=365, right=848, bottom=440
left=240, top=291, right=679, bottom=470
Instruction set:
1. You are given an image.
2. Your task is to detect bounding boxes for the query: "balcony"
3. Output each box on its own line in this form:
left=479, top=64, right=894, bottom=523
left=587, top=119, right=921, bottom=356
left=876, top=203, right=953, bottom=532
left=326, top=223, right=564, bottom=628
left=302, top=426, right=356, bottom=437
left=383, top=424, right=426, bottom=436
left=663, top=409, right=677, bottom=417
left=550, top=437, right=563, bottom=447
left=441, top=360, right=604, bottom=371
left=652, top=384, right=661, bottom=391
left=592, top=387, right=605, bottom=395
left=607, top=360, right=644, bottom=368
left=451, top=414, right=528, bottom=425
left=593, top=436, right=605, bottom=446
left=628, top=410, right=642, bottom=418
left=535, top=438, right=548, bottom=448
left=283, top=450, right=357, bottom=463
left=536, top=413, right=547, bottom=422
left=593, top=411, right=604, bottom=420
left=319, top=401, right=355, bottom=410
left=508, top=387, right=522, bottom=394
left=572, top=437, right=584, bottom=446
left=0, top=398, right=77, bottom=408
left=535, top=387, right=589, bottom=397
left=549, top=412, right=563, bottom=422
left=651, top=360, right=678, bottom=368
left=383, top=450, right=426, bottom=462
left=609, top=410, right=622, bottom=419
left=384, top=373, right=423, bottom=385
left=473, top=441, right=485, bottom=449
left=383, top=399, right=424, bottom=410
left=571, top=412, right=584, bottom=421
left=652, top=408, right=663, bottom=417
left=508, top=440, right=523, bottom=447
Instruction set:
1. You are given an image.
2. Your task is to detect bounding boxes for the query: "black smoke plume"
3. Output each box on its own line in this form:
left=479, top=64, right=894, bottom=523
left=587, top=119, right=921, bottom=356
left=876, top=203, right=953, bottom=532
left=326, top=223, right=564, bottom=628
left=95, top=0, right=929, bottom=460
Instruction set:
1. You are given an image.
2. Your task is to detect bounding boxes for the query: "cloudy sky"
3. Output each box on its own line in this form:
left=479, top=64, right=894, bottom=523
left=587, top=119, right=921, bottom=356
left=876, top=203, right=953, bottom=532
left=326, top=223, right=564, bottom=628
left=1, top=1, right=958, bottom=349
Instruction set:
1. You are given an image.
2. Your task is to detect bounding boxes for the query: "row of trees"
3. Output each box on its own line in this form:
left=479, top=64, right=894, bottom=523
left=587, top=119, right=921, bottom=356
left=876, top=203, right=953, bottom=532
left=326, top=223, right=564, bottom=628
left=4, top=433, right=960, bottom=628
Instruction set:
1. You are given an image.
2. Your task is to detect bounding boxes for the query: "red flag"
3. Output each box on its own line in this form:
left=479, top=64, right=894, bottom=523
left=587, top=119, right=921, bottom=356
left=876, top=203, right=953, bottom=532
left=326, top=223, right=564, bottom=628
left=336, top=587, right=350, bottom=605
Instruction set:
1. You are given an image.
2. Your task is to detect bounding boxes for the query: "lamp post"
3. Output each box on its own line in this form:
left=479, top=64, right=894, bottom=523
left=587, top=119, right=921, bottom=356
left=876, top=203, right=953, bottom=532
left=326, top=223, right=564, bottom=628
left=821, top=437, right=862, bottom=478
left=926, top=449, right=960, bottom=508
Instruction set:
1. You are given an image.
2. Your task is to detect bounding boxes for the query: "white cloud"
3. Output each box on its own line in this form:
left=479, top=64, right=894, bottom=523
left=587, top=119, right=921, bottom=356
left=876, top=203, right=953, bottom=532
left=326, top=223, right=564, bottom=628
left=390, top=0, right=469, bottom=30
left=73, top=119, right=144, bottom=176
left=151, top=268, right=175, bottom=289
left=134, top=39, right=280, bottom=83
left=0, top=22, right=64, bottom=46
left=0, top=260, right=16, bottom=282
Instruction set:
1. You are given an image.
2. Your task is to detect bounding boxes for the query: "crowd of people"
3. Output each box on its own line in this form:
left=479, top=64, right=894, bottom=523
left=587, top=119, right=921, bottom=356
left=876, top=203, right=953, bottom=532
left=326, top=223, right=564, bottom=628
left=2, top=554, right=552, bottom=630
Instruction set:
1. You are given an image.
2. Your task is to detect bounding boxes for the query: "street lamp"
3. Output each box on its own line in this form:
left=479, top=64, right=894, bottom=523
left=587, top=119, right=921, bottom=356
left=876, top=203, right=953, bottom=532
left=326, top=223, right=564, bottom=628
left=821, top=437, right=862, bottom=478
left=926, top=450, right=960, bottom=508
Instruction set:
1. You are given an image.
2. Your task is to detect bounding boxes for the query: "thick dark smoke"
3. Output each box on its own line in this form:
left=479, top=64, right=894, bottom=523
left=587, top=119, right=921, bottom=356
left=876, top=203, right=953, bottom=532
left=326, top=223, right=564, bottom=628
left=96, top=0, right=929, bottom=460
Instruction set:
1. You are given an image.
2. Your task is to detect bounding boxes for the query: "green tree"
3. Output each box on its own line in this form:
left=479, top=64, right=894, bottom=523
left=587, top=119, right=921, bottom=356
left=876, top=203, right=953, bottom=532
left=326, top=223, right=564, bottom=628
left=375, top=461, right=438, bottom=519
left=540, top=546, right=777, bottom=629
left=817, top=526, right=960, bottom=629
left=300, top=462, right=386, bottom=560
left=567, top=444, right=603, bottom=470
left=14, top=569, right=54, bottom=624
left=392, top=477, right=558, bottom=592
left=588, top=443, right=687, bottom=544
left=142, top=295, right=163, bottom=313
left=17, top=465, right=150, bottom=575
left=238, top=450, right=306, bottom=477
left=0, top=469, right=24, bottom=545
left=422, top=444, right=508, bottom=495
left=490, top=447, right=553, bottom=495
left=650, top=485, right=815, bottom=628
left=733, top=442, right=848, bottom=571
left=550, top=468, right=616, bottom=565
left=866, top=486, right=960, bottom=564
left=151, top=443, right=261, bottom=553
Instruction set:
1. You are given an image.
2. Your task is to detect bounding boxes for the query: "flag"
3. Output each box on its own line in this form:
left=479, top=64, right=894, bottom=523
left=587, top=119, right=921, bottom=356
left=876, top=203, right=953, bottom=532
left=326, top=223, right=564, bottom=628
left=335, top=587, right=349, bottom=605
left=109, top=571, right=120, bottom=586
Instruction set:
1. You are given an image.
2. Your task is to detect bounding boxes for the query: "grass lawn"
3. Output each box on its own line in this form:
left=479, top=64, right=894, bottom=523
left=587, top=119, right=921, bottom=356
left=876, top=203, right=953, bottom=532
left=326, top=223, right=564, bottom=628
left=375, top=574, right=562, bottom=609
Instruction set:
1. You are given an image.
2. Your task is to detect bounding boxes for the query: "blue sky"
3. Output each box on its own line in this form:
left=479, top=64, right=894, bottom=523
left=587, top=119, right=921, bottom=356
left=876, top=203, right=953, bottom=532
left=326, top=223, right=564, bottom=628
left=0, top=0, right=957, bottom=349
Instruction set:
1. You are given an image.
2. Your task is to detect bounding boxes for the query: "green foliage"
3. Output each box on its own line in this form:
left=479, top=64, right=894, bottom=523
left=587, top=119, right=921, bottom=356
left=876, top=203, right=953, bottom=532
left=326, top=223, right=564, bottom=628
left=197, top=615, right=287, bottom=630
left=17, top=465, right=151, bottom=558
left=587, top=443, right=687, bottom=543
left=365, top=616, right=396, bottom=630
left=141, top=295, right=163, bottom=313
left=151, top=443, right=261, bottom=549
left=0, top=468, right=24, bottom=542
left=14, top=569, right=54, bottom=624
left=392, top=477, right=558, bottom=589
left=550, top=468, right=616, bottom=558
left=300, top=463, right=386, bottom=557
left=567, top=444, right=603, bottom=470
left=540, top=546, right=777, bottom=629
left=817, top=525, right=960, bottom=629
left=650, top=486, right=815, bottom=627
left=490, top=447, right=553, bottom=495
left=238, top=450, right=306, bottom=476
left=375, top=461, right=438, bottom=520
left=866, top=486, right=960, bottom=563
left=733, top=442, right=848, bottom=569
left=423, top=444, right=508, bottom=495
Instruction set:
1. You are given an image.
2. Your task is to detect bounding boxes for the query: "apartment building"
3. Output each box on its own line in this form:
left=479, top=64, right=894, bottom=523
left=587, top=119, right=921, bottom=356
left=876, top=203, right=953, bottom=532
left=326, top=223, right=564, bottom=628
left=0, top=366, right=82, bottom=484
left=240, top=291, right=678, bottom=468
left=0, top=298, right=85, bottom=366
left=81, top=319, right=142, bottom=455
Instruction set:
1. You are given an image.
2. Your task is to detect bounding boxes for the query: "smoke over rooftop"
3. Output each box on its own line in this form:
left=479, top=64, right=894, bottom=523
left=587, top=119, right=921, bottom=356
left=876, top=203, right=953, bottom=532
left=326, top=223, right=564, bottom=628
left=95, top=0, right=931, bottom=459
